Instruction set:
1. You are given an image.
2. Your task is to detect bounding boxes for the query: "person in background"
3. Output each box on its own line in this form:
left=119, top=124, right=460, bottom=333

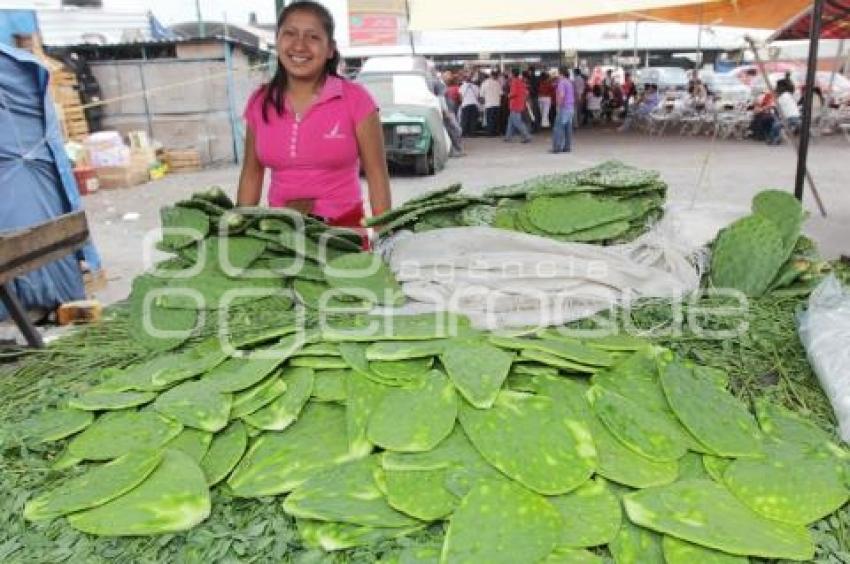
left=459, top=74, right=481, bottom=137
left=622, top=71, right=636, bottom=117
left=776, top=71, right=795, bottom=96
left=606, top=76, right=623, bottom=122
left=505, top=67, right=532, bottom=143
left=237, top=0, right=389, bottom=236
left=445, top=76, right=461, bottom=116
left=551, top=67, right=575, bottom=153
left=527, top=65, right=542, bottom=132
left=498, top=70, right=510, bottom=135
left=617, top=84, right=659, bottom=132
left=688, top=71, right=708, bottom=111
left=481, top=70, right=503, bottom=136
left=537, top=70, right=554, bottom=129
left=769, top=88, right=802, bottom=145
left=431, top=68, right=464, bottom=157
left=572, top=68, right=586, bottom=127
left=749, top=90, right=776, bottom=141
left=586, top=84, right=604, bottom=123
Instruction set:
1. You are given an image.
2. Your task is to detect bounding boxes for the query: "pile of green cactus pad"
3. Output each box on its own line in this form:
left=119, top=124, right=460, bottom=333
left=366, top=161, right=666, bottom=245
left=710, top=190, right=825, bottom=296
left=16, top=316, right=847, bottom=563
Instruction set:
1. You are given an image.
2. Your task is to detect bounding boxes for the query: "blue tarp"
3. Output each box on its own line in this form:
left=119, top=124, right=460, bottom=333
left=0, top=10, right=37, bottom=48
left=0, top=43, right=102, bottom=319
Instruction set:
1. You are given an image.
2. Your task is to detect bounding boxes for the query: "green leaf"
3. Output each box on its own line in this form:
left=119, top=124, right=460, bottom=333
left=441, top=340, right=514, bottom=409
left=623, top=479, right=815, bottom=560
left=441, top=479, right=562, bottom=564
left=68, top=390, right=156, bottom=411
left=67, top=449, right=211, bottom=536
left=547, top=477, right=621, bottom=548
left=164, top=428, right=213, bottom=463
left=324, top=253, right=405, bottom=306
left=459, top=391, right=596, bottom=495
left=154, top=380, right=232, bottom=433
left=660, top=362, right=763, bottom=458
left=609, top=518, right=664, bottom=564
left=69, top=411, right=182, bottom=460
left=242, top=367, right=314, bottom=431
left=283, top=456, right=421, bottom=528
left=297, top=519, right=424, bottom=552
left=230, top=375, right=288, bottom=419
left=200, top=421, right=247, bottom=486
left=367, top=370, right=457, bottom=453
left=24, top=449, right=162, bottom=521
left=228, top=404, right=350, bottom=497
left=588, top=385, right=688, bottom=462
left=18, top=408, right=94, bottom=444
left=383, top=467, right=458, bottom=521
left=724, top=444, right=849, bottom=525
left=661, top=536, right=748, bottom=564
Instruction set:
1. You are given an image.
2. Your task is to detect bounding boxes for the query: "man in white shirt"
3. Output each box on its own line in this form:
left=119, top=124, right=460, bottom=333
left=459, top=76, right=481, bottom=137
left=481, top=70, right=503, bottom=136
left=769, top=91, right=802, bottom=145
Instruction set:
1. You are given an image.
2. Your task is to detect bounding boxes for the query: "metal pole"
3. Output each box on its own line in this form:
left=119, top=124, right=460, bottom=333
left=138, top=63, right=154, bottom=139
left=746, top=35, right=827, bottom=217
left=405, top=0, right=416, bottom=55
left=795, top=0, right=825, bottom=201
left=558, top=20, right=563, bottom=66
left=633, top=22, right=639, bottom=72
left=827, top=39, right=845, bottom=105
left=696, top=5, right=705, bottom=69
left=223, top=16, right=242, bottom=164
left=195, top=0, right=205, bottom=38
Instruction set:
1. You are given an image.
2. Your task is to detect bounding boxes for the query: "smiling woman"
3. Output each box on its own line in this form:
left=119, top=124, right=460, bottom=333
left=236, top=0, right=391, bottom=235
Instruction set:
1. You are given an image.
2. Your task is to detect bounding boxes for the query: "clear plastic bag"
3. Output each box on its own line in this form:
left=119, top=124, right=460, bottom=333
left=797, top=275, right=850, bottom=442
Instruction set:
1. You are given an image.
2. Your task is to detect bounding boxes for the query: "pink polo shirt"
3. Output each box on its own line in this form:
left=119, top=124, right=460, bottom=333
left=243, top=76, right=377, bottom=220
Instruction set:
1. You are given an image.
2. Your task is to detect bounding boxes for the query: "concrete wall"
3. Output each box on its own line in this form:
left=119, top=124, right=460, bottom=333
left=90, top=45, right=268, bottom=165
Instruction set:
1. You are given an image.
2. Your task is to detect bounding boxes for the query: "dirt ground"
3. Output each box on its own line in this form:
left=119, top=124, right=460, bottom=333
left=77, top=128, right=850, bottom=307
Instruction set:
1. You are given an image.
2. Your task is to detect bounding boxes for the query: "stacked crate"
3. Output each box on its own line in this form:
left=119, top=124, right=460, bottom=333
left=50, top=69, right=90, bottom=141
left=17, top=33, right=90, bottom=141
left=163, top=149, right=202, bottom=173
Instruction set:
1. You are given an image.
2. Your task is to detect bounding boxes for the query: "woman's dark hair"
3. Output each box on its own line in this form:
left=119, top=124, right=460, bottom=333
left=262, top=0, right=341, bottom=122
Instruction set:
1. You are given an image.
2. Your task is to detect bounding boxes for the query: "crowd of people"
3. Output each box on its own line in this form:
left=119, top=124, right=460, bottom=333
left=429, top=63, right=837, bottom=155
left=436, top=65, right=647, bottom=155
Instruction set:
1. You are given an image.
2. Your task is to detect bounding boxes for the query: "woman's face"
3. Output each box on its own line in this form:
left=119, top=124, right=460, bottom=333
left=277, top=10, right=334, bottom=82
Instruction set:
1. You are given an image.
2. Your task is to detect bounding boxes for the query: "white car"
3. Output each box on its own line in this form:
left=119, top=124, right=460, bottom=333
left=357, top=57, right=450, bottom=175
left=702, top=72, right=752, bottom=108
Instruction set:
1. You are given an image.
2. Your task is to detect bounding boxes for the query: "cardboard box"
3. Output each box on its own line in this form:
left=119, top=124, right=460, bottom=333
left=95, top=164, right=149, bottom=189
left=130, top=147, right=157, bottom=168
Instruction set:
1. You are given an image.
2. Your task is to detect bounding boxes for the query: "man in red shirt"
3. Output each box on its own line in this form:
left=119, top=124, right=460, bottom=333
left=505, top=68, right=531, bottom=143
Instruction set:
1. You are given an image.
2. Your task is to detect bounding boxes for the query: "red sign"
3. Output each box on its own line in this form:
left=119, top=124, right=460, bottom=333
left=349, top=14, right=400, bottom=46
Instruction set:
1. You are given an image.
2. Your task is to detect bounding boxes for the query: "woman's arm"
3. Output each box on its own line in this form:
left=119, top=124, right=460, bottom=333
left=236, top=126, right=264, bottom=206
left=355, top=111, right=391, bottom=217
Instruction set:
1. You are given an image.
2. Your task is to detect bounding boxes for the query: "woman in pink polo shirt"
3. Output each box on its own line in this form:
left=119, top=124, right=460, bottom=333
left=237, top=1, right=391, bottom=230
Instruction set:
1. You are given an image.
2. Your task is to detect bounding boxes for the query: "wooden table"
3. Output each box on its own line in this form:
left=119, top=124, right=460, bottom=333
left=0, top=211, right=90, bottom=348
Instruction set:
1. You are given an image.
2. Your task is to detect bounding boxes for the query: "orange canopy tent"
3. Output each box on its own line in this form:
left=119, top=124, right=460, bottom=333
left=407, top=0, right=811, bottom=31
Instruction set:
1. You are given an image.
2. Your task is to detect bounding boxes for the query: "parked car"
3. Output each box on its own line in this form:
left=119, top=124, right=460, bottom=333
left=635, top=67, right=689, bottom=95
left=356, top=57, right=450, bottom=176
left=702, top=72, right=752, bottom=107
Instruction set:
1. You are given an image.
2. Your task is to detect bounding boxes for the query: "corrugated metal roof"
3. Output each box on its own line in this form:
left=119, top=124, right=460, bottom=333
left=49, top=35, right=267, bottom=56
left=37, top=8, right=152, bottom=46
